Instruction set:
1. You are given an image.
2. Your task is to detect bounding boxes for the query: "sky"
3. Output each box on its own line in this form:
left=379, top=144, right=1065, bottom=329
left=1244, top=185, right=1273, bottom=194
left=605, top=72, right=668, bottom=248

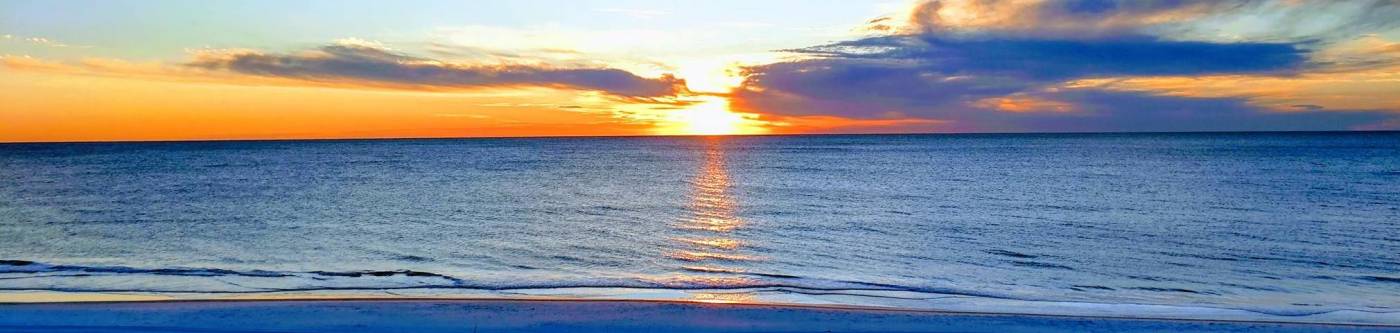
left=2, top=0, right=1399, bottom=142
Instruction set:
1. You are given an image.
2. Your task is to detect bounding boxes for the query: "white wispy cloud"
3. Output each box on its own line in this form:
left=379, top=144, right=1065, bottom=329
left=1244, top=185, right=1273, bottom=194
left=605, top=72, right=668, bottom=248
left=1, top=34, right=87, bottom=48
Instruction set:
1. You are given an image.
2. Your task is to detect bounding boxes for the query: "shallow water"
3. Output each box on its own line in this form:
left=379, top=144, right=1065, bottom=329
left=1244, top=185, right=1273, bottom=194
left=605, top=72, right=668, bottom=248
left=1, top=132, right=1398, bottom=320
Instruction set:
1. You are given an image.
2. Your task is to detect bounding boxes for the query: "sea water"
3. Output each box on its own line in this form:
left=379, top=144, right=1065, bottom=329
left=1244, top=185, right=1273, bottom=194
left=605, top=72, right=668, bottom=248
left=1, top=132, right=1397, bottom=322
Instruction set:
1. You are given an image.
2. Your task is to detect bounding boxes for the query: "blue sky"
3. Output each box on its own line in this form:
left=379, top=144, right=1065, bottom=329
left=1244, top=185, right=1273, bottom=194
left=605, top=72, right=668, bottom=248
left=1, top=0, right=882, bottom=59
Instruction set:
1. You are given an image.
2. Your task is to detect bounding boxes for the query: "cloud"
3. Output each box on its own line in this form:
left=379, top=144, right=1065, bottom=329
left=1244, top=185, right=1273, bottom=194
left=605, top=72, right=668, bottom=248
left=0, top=34, right=85, bottom=48
left=0, top=55, right=190, bottom=81
left=991, top=90, right=1392, bottom=132
left=1162, top=0, right=1400, bottom=43
left=0, top=55, right=71, bottom=71
left=3, top=41, right=711, bottom=133
left=735, top=35, right=1307, bottom=119
left=1066, top=67, right=1400, bottom=112
left=766, top=115, right=947, bottom=134
left=187, top=43, right=688, bottom=98
left=882, top=0, right=1400, bottom=41
left=731, top=0, right=1399, bottom=132
left=973, top=95, right=1075, bottom=113
left=789, top=35, right=1306, bottom=80
left=893, top=0, right=1226, bottom=37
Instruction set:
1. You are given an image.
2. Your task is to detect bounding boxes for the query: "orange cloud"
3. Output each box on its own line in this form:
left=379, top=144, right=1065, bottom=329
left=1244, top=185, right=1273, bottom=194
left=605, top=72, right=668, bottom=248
left=0, top=56, right=70, bottom=71
left=973, top=95, right=1075, bottom=113
left=1060, top=35, right=1400, bottom=113
left=764, top=115, right=946, bottom=134
left=0, top=54, right=321, bottom=88
left=1065, top=69, right=1400, bottom=113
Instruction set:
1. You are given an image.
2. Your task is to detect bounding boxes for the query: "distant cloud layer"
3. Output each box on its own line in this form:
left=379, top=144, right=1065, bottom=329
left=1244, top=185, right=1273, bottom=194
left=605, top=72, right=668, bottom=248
left=734, top=0, right=1400, bottom=132
left=891, top=0, right=1399, bottom=39
left=189, top=44, right=687, bottom=98
left=5, top=0, right=1397, bottom=135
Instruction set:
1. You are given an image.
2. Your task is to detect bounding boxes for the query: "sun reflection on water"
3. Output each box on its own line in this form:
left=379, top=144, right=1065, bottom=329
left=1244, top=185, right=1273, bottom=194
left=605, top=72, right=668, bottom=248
left=673, top=237, right=742, bottom=250
left=661, top=138, right=760, bottom=300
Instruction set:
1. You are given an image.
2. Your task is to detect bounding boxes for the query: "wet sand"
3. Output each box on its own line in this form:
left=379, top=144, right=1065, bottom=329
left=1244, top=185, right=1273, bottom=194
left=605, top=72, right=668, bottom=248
left=1, top=298, right=1396, bottom=333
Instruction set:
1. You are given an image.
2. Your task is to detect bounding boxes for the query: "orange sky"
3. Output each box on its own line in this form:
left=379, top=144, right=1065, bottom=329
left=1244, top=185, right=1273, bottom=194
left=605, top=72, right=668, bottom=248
left=0, top=69, right=650, bottom=142
left=4, top=0, right=1396, bottom=142
left=0, top=64, right=938, bottom=142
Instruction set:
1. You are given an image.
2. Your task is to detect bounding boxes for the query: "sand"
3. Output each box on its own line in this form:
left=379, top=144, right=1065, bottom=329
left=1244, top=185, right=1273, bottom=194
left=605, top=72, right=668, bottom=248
left=1, top=298, right=1396, bottom=333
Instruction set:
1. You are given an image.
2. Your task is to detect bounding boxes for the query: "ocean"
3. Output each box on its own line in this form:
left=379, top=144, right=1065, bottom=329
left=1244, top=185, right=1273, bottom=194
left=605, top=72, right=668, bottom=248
left=2, top=132, right=1398, bottom=322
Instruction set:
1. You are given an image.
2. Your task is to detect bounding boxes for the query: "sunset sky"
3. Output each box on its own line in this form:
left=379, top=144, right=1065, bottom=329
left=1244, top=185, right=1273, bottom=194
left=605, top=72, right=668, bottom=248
left=3, top=0, right=1399, bottom=142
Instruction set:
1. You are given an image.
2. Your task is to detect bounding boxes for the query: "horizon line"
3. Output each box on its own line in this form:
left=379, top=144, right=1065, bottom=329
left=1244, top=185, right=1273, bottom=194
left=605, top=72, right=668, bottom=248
left=1, top=129, right=1395, bottom=145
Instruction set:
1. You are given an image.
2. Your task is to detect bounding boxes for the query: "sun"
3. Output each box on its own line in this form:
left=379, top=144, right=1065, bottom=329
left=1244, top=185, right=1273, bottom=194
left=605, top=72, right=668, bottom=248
left=646, top=61, right=769, bottom=136
left=659, top=96, right=765, bottom=136
left=678, top=103, right=744, bottom=135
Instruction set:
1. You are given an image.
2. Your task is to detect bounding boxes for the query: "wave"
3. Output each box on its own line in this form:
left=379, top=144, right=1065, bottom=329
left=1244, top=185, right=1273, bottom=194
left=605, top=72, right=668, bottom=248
left=3, top=259, right=1398, bottom=324
left=0, top=259, right=934, bottom=295
left=0, top=259, right=1134, bottom=312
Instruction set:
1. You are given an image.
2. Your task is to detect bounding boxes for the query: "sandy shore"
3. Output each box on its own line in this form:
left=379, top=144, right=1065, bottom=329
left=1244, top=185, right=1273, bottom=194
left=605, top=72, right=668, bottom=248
left=1, top=298, right=1396, bottom=333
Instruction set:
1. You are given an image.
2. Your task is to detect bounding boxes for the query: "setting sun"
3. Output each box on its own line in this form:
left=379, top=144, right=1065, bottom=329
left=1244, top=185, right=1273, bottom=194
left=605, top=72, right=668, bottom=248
left=677, top=106, right=744, bottom=135
left=658, top=96, right=766, bottom=136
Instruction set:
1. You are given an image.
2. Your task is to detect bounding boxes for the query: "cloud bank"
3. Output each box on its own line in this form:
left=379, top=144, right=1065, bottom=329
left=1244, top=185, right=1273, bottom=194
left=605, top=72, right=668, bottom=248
left=735, top=0, right=1400, bottom=132
left=188, top=44, right=688, bottom=98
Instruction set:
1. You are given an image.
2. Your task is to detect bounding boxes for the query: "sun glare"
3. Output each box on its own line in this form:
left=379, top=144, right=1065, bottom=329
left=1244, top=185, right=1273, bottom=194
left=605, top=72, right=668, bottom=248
left=660, top=96, right=764, bottom=136
left=672, top=60, right=746, bottom=93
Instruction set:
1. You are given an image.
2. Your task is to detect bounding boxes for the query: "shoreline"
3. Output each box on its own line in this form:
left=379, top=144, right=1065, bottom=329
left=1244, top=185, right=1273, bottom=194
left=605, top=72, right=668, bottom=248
left=2, top=290, right=1398, bottom=329
left=4, top=296, right=1399, bottom=328
left=2, top=297, right=1397, bottom=333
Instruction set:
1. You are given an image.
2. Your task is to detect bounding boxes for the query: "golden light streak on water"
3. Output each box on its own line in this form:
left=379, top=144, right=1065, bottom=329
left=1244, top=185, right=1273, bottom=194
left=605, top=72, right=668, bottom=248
left=659, top=138, right=758, bottom=290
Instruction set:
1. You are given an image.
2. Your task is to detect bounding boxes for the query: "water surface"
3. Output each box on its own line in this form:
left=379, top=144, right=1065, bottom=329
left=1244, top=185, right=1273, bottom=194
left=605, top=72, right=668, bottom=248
left=1, top=132, right=1397, bottom=322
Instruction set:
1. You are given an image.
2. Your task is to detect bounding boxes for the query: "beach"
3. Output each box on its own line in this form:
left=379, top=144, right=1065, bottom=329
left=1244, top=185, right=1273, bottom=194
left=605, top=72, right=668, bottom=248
left=3, top=298, right=1397, bottom=333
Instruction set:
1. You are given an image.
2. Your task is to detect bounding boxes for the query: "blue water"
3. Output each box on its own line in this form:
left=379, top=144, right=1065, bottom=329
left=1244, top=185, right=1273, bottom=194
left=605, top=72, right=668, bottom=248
left=1, top=133, right=1398, bottom=318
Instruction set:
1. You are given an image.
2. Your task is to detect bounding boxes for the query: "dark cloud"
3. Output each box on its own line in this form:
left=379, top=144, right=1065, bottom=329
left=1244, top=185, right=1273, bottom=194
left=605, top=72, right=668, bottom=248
left=983, top=91, right=1391, bottom=132
left=790, top=35, right=1305, bottom=81
left=738, top=35, right=1306, bottom=119
left=189, top=44, right=687, bottom=98
left=732, top=0, right=1399, bottom=132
